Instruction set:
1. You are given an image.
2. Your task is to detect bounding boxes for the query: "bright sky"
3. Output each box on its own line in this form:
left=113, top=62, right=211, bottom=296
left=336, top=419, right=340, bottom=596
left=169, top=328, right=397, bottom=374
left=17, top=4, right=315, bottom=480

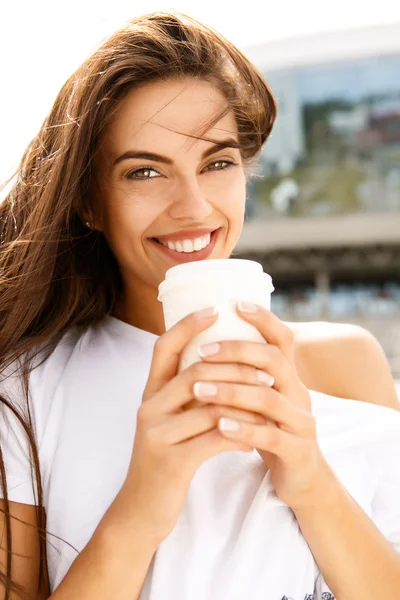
left=1, top=0, right=400, bottom=184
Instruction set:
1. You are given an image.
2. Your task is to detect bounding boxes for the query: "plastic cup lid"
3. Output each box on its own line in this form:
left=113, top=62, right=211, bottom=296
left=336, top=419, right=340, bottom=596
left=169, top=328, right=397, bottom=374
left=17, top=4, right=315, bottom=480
left=158, top=259, right=274, bottom=300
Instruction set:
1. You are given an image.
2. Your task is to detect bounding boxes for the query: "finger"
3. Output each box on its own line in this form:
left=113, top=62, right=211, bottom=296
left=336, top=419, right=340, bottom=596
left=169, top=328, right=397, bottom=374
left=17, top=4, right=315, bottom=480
left=157, top=402, right=267, bottom=445
left=217, top=418, right=300, bottom=458
left=181, top=428, right=254, bottom=469
left=199, top=339, right=291, bottom=392
left=144, top=306, right=218, bottom=397
left=194, top=381, right=310, bottom=433
left=145, top=361, right=265, bottom=415
left=236, top=302, right=295, bottom=362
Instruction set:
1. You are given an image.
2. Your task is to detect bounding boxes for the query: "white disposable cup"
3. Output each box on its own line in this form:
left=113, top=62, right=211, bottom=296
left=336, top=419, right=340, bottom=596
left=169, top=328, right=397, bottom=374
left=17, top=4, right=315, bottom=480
left=157, top=259, right=274, bottom=373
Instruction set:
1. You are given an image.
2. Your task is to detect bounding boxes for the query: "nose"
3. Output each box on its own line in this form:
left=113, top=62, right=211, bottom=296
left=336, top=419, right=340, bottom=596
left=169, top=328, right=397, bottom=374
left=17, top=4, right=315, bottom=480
left=167, top=176, right=213, bottom=221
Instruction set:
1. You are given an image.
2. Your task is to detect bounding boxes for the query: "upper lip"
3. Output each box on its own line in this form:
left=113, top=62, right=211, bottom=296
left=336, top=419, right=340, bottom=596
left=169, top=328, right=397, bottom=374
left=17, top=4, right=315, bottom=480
left=153, top=227, right=219, bottom=241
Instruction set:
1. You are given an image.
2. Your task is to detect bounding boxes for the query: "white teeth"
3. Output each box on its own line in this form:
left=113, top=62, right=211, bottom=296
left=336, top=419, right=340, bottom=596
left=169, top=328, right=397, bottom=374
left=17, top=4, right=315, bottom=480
left=158, top=233, right=212, bottom=253
left=182, top=240, right=194, bottom=253
left=193, top=237, right=203, bottom=251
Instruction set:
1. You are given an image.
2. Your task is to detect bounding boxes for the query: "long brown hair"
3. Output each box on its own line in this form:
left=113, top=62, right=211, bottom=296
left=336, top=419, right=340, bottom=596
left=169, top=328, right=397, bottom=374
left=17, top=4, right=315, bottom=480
left=0, top=10, right=277, bottom=598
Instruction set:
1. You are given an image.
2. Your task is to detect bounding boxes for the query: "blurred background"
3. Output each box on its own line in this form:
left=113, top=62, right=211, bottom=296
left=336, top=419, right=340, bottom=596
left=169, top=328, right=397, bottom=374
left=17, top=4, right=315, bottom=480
left=236, top=23, right=400, bottom=396
left=1, top=1, right=399, bottom=395
left=237, top=22, right=400, bottom=398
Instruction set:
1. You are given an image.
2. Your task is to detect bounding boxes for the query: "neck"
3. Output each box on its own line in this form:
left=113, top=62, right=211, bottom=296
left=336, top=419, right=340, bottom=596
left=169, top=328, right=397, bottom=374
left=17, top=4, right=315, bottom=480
left=113, top=278, right=166, bottom=336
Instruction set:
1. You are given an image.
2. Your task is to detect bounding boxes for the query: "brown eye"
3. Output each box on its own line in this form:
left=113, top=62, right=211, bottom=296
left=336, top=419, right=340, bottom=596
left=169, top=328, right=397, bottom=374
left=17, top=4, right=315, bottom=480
left=126, top=167, right=161, bottom=181
left=204, top=160, right=235, bottom=172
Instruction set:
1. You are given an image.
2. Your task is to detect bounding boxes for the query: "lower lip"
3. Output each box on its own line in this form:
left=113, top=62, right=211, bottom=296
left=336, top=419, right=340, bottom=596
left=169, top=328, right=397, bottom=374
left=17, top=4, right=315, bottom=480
left=149, top=229, right=220, bottom=263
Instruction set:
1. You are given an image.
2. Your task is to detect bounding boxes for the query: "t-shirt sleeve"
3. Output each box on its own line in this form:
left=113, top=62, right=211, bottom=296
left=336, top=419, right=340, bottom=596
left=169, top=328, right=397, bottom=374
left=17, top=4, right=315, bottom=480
left=0, top=363, right=38, bottom=505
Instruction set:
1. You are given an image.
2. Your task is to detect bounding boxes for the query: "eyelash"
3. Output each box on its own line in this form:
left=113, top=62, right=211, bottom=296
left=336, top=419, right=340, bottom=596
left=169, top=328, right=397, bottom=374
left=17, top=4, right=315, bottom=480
left=125, top=160, right=237, bottom=181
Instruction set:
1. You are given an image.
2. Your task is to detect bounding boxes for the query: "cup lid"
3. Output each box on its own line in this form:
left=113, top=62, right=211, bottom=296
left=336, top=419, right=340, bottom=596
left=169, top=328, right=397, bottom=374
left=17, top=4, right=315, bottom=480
left=158, top=259, right=274, bottom=300
left=164, top=258, right=263, bottom=279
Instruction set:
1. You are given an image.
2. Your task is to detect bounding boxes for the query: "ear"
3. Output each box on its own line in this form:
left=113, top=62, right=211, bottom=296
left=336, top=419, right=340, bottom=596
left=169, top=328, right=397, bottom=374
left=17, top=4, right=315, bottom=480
left=80, top=197, right=102, bottom=232
left=81, top=171, right=104, bottom=232
left=79, top=210, right=98, bottom=231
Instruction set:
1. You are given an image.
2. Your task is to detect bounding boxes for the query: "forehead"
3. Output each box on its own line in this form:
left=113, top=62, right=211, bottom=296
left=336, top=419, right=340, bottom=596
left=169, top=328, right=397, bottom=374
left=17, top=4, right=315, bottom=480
left=103, top=78, right=238, bottom=154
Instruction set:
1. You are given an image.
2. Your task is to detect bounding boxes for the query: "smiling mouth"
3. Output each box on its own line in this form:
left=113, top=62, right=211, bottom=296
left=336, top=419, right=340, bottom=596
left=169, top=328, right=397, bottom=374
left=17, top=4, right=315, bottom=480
left=151, top=228, right=220, bottom=253
left=152, top=232, right=212, bottom=253
left=149, top=228, right=220, bottom=261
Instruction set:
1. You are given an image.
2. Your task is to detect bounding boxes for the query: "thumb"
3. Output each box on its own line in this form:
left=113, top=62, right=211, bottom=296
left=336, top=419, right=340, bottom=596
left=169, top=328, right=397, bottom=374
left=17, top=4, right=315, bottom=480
left=143, top=306, right=218, bottom=398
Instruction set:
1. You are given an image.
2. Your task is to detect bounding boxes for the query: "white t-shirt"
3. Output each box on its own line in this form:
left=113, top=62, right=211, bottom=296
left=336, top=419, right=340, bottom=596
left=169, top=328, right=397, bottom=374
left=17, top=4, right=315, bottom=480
left=1, top=315, right=400, bottom=600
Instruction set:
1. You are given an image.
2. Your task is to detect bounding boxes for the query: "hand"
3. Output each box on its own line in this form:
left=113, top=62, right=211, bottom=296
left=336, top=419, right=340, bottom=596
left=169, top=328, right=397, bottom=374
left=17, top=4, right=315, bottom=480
left=121, top=306, right=268, bottom=546
left=194, top=301, right=335, bottom=511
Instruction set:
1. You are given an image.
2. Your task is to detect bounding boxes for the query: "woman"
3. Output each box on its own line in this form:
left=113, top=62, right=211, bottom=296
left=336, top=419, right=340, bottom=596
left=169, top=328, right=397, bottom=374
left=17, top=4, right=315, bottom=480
left=0, top=11, right=399, bottom=600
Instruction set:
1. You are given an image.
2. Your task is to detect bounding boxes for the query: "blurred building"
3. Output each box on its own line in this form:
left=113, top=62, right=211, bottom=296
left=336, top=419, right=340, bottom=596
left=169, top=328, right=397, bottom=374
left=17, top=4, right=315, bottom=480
left=239, top=23, right=400, bottom=379
left=234, top=213, right=400, bottom=375
left=260, top=70, right=306, bottom=176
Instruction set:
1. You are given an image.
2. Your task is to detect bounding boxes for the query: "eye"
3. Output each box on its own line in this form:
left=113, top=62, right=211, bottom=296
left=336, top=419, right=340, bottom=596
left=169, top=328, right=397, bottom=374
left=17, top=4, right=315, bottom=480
left=126, top=167, right=161, bottom=181
left=125, top=160, right=237, bottom=181
left=204, top=160, right=236, bottom=172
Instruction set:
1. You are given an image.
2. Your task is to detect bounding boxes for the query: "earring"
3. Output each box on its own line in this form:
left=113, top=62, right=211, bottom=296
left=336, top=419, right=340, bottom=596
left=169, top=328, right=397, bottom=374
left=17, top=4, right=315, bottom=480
left=85, top=221, right=92, bottom=229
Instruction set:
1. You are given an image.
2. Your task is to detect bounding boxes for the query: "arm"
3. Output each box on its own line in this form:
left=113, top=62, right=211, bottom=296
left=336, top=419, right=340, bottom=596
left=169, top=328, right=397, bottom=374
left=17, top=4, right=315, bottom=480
left=0, top=500, right=47, bottom=600
left=209, top=307, right=400, bottom=600
left=294, top=326, right=400, bottom=598
left=293, top=468, right=400, bottom=600
left=0, top=496, right=157, bottom=600
left=50, top=485, right=159, bottom=600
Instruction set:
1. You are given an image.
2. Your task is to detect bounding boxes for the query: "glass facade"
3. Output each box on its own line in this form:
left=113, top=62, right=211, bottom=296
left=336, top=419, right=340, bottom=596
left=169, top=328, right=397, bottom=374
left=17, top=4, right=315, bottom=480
left=248, top=53, right=400, bottom=219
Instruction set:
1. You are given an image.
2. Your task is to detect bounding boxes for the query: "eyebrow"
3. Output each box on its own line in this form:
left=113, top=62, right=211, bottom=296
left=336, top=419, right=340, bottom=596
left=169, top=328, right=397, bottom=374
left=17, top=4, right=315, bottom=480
left=112, top=137, right=241, bottom=168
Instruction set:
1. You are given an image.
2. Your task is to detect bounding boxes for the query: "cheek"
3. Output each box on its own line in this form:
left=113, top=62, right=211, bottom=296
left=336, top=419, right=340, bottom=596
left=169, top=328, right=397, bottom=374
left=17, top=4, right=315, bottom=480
left=102, top=190, right=158, bottom=236
left=99, top=194, right=157, bottom=261
left=210, top=171, right=246, bottom=217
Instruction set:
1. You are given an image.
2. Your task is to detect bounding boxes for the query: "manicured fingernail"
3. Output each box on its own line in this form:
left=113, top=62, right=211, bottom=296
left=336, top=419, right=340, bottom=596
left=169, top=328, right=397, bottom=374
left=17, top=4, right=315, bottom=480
left=256, top=370, right=275, bottom=387
left=195, top=306, right=218, bottom=319
left=194, top=382, right=218, bottom=397
left=199, top=342, right=220, bottom=358
left=219, top=418, right=240, bottom=432
left=238, top=301, right=258, bottom=313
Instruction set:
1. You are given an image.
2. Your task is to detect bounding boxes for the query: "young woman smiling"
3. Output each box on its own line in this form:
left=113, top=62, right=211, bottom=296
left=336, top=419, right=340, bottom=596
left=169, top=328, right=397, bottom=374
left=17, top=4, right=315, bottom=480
left=0, top=11, right=399, bottom=600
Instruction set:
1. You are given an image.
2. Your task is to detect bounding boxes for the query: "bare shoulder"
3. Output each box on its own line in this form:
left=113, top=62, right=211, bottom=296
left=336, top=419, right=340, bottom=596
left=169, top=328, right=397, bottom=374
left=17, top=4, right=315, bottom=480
left=286, top=320, right=400, bottom=410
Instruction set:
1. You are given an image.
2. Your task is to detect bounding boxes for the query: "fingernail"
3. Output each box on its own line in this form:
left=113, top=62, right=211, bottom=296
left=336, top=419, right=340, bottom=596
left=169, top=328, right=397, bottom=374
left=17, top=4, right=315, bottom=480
left=238, top=301, right=258, bottom=313
left=194, top=382, right=218, bottom=397
left=219, top=418, right=240, bottom=432
left=199, top=342, right=220, bottom=358
left=195, top=306, right=218, bottom=319
left=256, top=370, right=275, bottom=387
